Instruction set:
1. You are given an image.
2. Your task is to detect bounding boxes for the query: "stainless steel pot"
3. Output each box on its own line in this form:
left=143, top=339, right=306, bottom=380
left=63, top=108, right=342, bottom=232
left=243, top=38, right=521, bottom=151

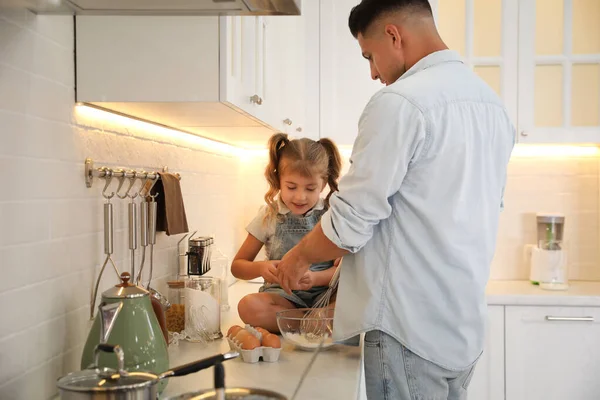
left=57, top=344, right=238, bottom=400
left=167, top=356, right=288, bottom=400
left=167, top=388, right=288, bottom=400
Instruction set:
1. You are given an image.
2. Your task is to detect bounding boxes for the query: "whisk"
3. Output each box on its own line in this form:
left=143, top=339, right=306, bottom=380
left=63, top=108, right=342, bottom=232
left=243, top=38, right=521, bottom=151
left=301, top=259, right=342, bottom=337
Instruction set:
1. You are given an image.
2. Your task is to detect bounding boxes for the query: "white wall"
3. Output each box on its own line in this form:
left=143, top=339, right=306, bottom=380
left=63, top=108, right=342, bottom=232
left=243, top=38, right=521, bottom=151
left=492, top=155, right=600, bottom=280
left=0, top=11, right=253, bottom=399
left=247, top=150, right=600, bottom=281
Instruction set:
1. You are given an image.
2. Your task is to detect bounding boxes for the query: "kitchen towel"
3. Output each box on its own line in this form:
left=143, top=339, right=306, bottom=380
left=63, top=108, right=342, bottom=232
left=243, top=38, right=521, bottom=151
left=152, top=172, right=189, bottom=235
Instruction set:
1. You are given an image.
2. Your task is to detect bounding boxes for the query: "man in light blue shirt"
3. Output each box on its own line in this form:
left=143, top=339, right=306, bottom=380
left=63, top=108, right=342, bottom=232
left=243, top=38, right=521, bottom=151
left=277, top=0, right=514, bottom=399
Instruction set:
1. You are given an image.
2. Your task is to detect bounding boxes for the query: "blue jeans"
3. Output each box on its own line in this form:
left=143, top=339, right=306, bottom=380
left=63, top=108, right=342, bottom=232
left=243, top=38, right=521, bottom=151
left=364, top=331, right=477, bottom=400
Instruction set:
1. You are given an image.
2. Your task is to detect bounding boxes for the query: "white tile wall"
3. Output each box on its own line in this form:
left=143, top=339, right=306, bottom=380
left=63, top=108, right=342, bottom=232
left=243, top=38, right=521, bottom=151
left=1, top=8, right=600, bottom=400
left=0, top=10, right=254, bottom=399
left=492, top=156, right=600, bottom=280
left=238, top=152, right=600, bottom=282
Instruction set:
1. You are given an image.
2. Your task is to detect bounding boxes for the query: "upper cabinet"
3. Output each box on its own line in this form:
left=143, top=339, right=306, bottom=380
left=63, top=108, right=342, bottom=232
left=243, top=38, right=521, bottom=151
left=76, top=0, right=599, bottom=147
left=319, top=0, right=382, bottom=146
left=517, top=0, right=600, bottom=143
left=435, top=0, right=600, bottom=143
left=263, top=5, right=319, bottom=139
left=319, top=0, right=599, bottom=146
left=77, top=15, right=274, bottom=148
left=76, top=3, right=316, bottom=148
left=433, top=0, right=519, bottom=126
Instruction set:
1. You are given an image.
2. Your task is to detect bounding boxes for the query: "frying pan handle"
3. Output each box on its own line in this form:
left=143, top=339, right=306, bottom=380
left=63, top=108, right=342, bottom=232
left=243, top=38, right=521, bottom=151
left=214, top=362, right=225, bottom=389
left=158, top=352, right=239, bottom=380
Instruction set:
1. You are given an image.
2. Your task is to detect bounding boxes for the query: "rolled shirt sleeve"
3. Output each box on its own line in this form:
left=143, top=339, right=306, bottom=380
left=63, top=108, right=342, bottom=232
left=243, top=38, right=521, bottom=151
left=321, top=92, right=427, bottom=253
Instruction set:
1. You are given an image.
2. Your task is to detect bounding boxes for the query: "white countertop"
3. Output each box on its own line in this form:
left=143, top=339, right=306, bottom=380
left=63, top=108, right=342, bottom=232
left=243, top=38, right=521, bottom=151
left=161, top=281, right=362, bottom=400
left=486, top=280, right=600, bottom=306
left=160, top=279, right=600, bottom=398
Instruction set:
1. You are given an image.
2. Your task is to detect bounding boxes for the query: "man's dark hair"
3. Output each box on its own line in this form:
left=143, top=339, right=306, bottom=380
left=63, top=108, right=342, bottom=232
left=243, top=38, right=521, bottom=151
left=348, top=0, right=433, bottom=38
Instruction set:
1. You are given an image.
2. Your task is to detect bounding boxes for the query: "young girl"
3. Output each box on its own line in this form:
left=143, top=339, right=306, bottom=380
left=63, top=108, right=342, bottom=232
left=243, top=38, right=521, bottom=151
left=232, top=133, right=342, bottom=333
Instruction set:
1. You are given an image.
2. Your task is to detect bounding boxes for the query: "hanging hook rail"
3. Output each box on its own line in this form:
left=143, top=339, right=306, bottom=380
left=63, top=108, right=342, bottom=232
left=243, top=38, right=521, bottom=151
left=85, top=158, right=181, bottom=189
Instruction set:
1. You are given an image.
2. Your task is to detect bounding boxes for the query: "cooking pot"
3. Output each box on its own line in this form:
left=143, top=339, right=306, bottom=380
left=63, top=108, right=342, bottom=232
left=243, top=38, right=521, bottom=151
left=58, top=344, right=238, bottom=400
left=166, top=358, right=288, bottom=400
left=167, top=388, right=288, bottom=399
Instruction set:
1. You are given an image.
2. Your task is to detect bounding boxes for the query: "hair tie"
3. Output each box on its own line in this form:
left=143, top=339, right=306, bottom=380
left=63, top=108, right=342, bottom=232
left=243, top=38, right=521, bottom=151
left=277, top=138, right=288, bottom=151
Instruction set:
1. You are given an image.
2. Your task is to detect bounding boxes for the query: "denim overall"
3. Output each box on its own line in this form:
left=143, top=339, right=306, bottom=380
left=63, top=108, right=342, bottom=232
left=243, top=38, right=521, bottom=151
left=260, top=208, right=334, bottom=308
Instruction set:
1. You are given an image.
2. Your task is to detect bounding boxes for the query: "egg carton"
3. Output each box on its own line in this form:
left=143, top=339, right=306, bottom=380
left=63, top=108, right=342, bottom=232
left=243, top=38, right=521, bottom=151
left=226, top=325, right=282, bottom=363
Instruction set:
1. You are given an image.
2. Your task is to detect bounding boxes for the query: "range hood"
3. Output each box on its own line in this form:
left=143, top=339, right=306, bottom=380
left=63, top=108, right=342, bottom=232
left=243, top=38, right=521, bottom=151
left=1, top=0, right=301, bottom=15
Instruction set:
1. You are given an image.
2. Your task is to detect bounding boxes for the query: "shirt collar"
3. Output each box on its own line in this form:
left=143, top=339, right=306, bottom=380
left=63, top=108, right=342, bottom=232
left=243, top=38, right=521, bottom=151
left=398, top=50, right=463, bottom=81
left=277, top=197, right=325, bottom=216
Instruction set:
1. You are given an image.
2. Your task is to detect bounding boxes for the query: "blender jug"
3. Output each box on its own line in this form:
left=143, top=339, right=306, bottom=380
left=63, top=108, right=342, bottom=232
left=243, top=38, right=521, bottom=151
left=534, top=214, right=568, bottom=291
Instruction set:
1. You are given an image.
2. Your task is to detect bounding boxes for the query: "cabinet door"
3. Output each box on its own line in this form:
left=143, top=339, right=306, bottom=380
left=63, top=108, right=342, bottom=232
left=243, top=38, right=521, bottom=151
left=319, top=0, right=382, bottom=146
left=433, top=0, right=519, bottom=125
left=263, top=14, right=305, bottom=135
left=262, top=16, right=286, bottom=131
left=506, top=306, right=600, bottom=400
left=518, top=0, right=600, bottom=143
left=284, top=11, right=309, bottom=138
left=76, top=16, right=220, bottom=102
left=300, top=0, right=320, bottom=140
left=468, top=305, right=505, bottom=400
left=262, top=0, right=317, bottom=139
left=220, top=16, right=267, bottom=119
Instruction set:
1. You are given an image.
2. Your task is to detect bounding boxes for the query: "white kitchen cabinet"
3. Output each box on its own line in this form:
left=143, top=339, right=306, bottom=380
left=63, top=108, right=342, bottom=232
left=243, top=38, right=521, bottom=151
left=319, top=0, right=382, bottom=145
left=506, top=305, right=600, bottom=400
left=517, top=0, right=600, bottom=143
left=76, top=16, right=221, bottom=103
left=468, top=305, right=505, bottom=400
left=318, top=0, right=599, bottom=146
left=263, top=1, right=317, bottom=139
left=77, top=15, right=269, bottom=115
left=76, top=8, right=316, bottom=147
left=435, top=0, right=600, bottom=143
left=76, top=15, right=278, bottom=148
left=433, top=0, right=519, bottom=126
left=317, top=0, right=520, bottom=146
left=220, top=15, right=268, bottom=120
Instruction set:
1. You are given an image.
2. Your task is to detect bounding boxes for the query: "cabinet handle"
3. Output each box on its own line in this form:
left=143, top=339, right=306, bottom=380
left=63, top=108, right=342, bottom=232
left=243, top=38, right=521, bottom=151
left=520, top=131, right=528, bottom=137
left=296, top=127, right=303, bottom=133
left=545, top=316, right=594, bottom=322
left=250, top=95, right=263, bottom=105
left=283, top=118, right=293, bottom=126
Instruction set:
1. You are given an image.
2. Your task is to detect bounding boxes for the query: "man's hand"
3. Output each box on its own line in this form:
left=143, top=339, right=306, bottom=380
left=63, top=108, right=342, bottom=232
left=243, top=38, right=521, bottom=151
left=259, top=260, right=280, bottom=284
left=277, top=250, right=311, bottom=294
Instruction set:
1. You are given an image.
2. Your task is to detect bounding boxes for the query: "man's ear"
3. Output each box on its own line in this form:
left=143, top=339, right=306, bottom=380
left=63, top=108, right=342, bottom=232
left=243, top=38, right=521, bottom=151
left=385, top=24, right=402, bottom=48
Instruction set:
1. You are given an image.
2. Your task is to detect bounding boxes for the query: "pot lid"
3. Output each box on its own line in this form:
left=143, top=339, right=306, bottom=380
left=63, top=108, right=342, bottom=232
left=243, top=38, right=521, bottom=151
left=103, top=272, right=148, bottom=299
left=58, top=344, right=158, bottom=392
left=57, top=368, right=157, bottom=392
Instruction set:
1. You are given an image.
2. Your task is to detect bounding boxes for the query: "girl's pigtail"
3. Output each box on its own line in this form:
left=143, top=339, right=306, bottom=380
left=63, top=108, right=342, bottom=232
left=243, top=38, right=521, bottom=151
left=264, top=133, right=289, bottom=222
left=318, top=138, right=342, bottom=207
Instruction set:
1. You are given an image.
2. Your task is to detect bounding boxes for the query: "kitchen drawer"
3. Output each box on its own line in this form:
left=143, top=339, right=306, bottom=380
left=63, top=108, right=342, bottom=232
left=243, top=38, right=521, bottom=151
left=505, top=305, right=600, bottom=400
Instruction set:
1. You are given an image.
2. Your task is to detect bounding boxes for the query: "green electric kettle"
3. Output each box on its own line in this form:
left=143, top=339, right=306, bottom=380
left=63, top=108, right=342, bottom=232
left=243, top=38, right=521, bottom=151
left=81, top=272, right=170, bottom=392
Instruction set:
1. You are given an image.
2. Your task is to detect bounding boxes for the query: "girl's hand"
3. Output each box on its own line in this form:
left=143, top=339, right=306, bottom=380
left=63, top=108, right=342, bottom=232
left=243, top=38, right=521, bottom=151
left=259, top=261, right=280, bottom=284
left=294, top=271, right=315, bottom=291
